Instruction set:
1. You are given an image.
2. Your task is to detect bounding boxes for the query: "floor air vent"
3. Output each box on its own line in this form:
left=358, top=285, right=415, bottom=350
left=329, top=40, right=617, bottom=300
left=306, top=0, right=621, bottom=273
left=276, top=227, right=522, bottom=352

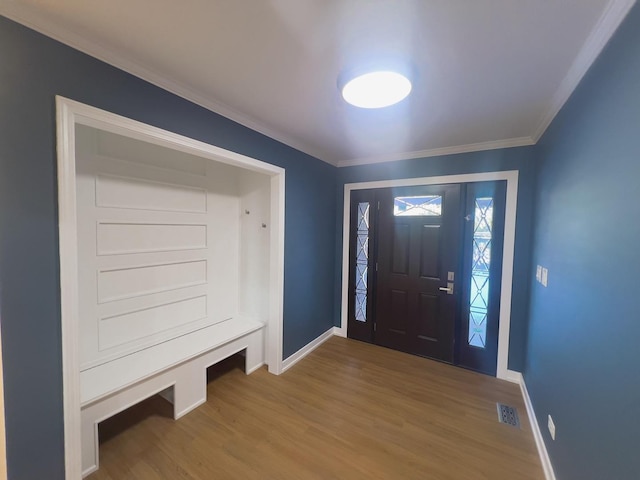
left=496, top=403, right=520, bottom=428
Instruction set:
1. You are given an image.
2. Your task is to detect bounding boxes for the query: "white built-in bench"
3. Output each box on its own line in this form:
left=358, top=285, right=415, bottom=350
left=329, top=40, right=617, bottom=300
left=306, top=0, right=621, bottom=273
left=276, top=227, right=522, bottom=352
left=81, top=317, right=264, bottom=477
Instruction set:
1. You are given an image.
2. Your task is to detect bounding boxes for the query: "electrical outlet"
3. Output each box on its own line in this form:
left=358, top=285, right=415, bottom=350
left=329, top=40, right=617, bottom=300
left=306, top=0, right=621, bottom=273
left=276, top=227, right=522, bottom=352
left=536, top=265, right=542, bottom=282
left=548, top=414, right=556, bottom=440
left=541, top=267, right=548, bottom=287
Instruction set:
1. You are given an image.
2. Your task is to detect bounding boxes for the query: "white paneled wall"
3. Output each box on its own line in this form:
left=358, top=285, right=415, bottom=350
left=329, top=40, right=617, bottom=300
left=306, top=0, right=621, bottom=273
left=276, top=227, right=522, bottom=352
left=75, top=126, right=269, bottom=397
left=238, top=172, right=271, bottom=321
left=97, top=259, right=207, bottom=303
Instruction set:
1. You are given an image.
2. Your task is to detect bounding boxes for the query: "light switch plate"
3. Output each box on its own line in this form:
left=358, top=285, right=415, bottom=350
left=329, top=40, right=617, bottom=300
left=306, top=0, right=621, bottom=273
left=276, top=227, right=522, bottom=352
left=541, top=267, right=548, bottom=287
left=548, top=414, right=556, bottom=440
left=536, top=265, right=542, bottom=282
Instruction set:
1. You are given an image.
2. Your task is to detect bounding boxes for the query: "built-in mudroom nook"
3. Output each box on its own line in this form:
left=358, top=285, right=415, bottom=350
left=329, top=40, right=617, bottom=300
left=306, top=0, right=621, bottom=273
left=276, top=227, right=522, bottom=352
left=56, top=97, right=285, bottom=478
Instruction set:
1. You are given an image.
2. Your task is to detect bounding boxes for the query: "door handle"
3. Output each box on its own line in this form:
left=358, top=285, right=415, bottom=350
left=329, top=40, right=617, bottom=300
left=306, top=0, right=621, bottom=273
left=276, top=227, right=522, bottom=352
left=439, top=282, right=454, bottom=295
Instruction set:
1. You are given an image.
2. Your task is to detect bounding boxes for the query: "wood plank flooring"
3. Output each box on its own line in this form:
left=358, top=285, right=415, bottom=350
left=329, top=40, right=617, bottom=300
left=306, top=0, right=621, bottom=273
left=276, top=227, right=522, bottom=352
left=88, top=337, right=544, bottom=480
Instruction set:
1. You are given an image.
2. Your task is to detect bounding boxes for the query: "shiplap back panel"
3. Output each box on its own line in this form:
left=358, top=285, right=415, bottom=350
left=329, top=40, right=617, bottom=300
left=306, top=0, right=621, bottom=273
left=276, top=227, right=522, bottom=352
left=76, top=126, right=241, bottom=371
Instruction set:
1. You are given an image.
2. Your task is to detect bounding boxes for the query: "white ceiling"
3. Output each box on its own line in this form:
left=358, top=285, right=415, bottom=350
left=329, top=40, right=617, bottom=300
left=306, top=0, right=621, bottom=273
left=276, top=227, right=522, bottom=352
left=0, top=0, right=636, bottom=166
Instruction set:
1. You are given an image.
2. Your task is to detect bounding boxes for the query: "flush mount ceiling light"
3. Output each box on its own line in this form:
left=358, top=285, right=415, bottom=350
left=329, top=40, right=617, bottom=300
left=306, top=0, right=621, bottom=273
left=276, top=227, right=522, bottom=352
left=340, top=70, right=412, bottom=109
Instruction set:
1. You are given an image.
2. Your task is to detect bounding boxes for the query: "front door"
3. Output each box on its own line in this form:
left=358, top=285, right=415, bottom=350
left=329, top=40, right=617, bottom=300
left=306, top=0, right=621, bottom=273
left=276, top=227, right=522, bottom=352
left=347, top=181, right=506, bottom=375
left=375, top=184, right=461, bottom=362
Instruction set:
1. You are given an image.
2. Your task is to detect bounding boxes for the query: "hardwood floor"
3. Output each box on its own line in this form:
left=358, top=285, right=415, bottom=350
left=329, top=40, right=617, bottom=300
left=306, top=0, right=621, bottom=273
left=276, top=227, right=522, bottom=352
left=88, top=337, right=544, bottom=480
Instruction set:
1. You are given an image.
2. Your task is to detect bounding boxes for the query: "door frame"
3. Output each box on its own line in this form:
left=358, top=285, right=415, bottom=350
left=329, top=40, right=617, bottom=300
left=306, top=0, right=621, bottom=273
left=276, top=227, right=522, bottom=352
left=338, top=171, right=519, bottom=381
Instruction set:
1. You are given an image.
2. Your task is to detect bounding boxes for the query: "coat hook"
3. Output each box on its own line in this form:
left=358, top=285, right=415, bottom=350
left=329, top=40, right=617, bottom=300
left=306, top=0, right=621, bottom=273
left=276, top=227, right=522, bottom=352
left=245, top=209, right=250, bottom=215
left=262, top=223, right=267, bottom=228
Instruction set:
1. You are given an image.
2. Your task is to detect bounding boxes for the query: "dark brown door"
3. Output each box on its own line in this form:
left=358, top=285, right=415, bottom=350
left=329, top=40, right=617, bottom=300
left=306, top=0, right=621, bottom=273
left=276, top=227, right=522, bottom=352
left=374, top=184, right=462, bottom=362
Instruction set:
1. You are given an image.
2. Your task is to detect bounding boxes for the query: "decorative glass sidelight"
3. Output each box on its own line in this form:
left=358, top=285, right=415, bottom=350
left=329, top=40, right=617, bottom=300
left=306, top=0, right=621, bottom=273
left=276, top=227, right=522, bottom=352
left=468, top=197, right=493, bottom=348
left=393, top=195, right=442, bottom=216
left=355, top=202, right=370, bottom=322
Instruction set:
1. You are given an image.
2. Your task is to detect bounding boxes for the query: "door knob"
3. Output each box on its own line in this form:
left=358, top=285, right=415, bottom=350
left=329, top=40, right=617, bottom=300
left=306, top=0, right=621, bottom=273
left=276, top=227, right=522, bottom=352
left=439, top=282, right=454, bottom=295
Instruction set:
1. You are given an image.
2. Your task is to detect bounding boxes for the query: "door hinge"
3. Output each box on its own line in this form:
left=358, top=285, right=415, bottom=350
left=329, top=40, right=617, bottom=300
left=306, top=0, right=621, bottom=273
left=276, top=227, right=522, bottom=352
left=377, top=200, right=380, bottom=211
left=375, top=262, right=378, bottom=272
left=374, top=322, right=377, bottom=332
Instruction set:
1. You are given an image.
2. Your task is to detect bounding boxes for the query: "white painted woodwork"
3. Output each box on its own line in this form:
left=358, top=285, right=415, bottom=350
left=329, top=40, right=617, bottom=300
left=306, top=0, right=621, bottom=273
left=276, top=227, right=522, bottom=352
left=80, top=317, right=263, bottom=404
left=95, top=174, right=207, bottom=213
left=238, top=172, right=271, bottom=322
left=56, top=97, right=285, bottom=480
left=99, top=295, right=208, bottom=351
left=96, top=222, right=208, bottom=255
left=75, top=125, right=258, bottom=372
left=81, top=326, right=264, bottom=477
left=97, top=260, right=207, bottom=303
left=2, top=1, right=635, bottom=165
left=281, top=327, right=335, bottom=373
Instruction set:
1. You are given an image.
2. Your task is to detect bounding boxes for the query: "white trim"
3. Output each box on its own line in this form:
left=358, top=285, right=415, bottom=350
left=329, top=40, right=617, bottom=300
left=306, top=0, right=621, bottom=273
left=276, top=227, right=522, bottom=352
left=515, top=373, right=557, bottom=480
left=337, top=180, right=353, bottom=340
left=56, top=96, right=285, bottom=480
left=337, top=137, right=535, bottom=168
left=281, top=327, right=335, bottom=373
left=57, top=97, right=83, bottom=480
left=504, top=368, right=523, bottom=384
left=82, top=381, right=175, bottom=478
left=497, top=174, right=518, bottom=379
left=532, top=0, right=636, bottom=141
left=2, top=1, right=633, bottom=168
left=0, top=3, right=336, bottom=166
left=340, top=171, right=519, bottom=381
left=58, top=98, right=284, bottom=177
left=267, top=172, right=286, bottom=375
left=246, top=361, right=265, bottom=375
left=332, top=325, right=347, bottom=338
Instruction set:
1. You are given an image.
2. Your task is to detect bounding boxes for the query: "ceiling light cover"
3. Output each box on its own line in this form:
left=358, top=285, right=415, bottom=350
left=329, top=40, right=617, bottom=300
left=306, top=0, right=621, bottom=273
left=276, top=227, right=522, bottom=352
left=341, top=71, right=412, bottom=108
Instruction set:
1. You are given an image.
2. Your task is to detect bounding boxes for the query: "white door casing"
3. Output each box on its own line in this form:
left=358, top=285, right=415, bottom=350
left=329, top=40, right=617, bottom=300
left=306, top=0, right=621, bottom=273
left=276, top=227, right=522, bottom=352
left=338, top=171, right=520, bottom=382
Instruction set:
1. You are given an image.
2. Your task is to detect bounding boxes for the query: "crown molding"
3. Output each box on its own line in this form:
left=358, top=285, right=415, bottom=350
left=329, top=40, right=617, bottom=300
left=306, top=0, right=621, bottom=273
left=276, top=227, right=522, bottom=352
left=532, top=0, right=637, bottom=142
left=0, top=3, right=338, bottom=166
left=337, top=136, right=535, bottom=168
left=2, top=0, right=634, bottom=169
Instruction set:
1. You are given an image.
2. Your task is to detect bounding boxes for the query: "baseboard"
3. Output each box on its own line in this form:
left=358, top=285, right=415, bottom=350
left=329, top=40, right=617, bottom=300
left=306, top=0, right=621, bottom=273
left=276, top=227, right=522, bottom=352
left=246, top=361, right=264, bottom=375
left=82, top=465, right=98, bottom=478
left=333, top=325, right=346, bottom=338
left=504, top=368, right=523, bottom=384
left=281, top=327, right=335, bottom=373
left=517, top=373, right=557, bottom=480
left=175, top=398, right=207, bottom=420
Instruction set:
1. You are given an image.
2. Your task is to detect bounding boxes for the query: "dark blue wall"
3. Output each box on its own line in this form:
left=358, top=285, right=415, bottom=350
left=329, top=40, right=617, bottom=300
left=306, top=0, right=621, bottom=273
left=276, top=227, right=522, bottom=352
left=336, top=147, right=537, bottom=371
left=526, top=4, right=640, bottom=479
left=8, top=3, right=639, bottom=477
left=0, top=16, right=335, bottom=479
